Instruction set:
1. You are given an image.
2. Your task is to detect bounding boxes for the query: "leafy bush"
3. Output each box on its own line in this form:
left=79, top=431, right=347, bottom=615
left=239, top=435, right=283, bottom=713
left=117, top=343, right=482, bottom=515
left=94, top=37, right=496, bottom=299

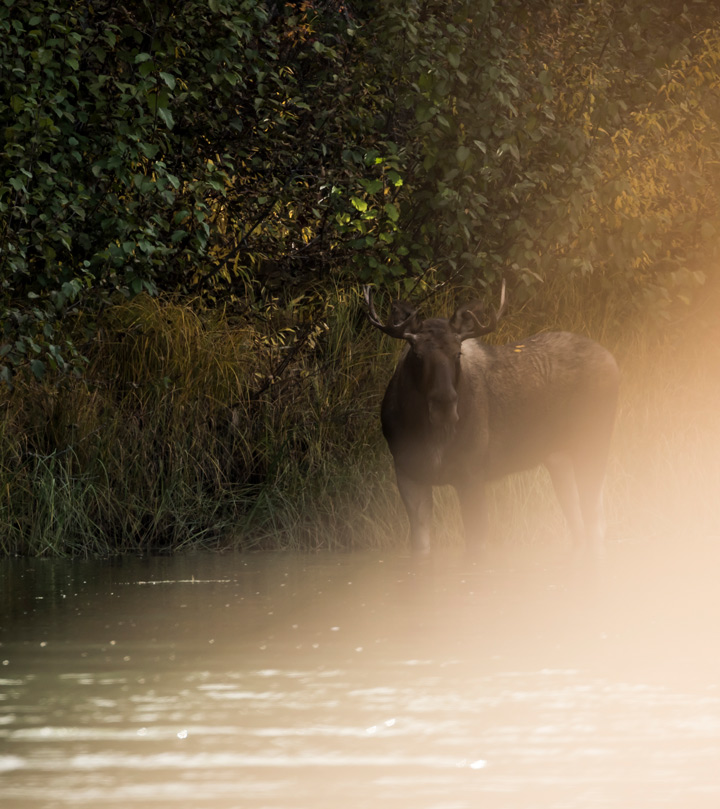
left=3, top=0, right=719, bottom=384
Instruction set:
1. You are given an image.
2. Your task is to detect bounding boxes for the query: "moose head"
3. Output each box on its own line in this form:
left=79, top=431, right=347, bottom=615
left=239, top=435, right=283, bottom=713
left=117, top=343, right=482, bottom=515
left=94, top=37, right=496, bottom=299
left=363, top=283, right=506, bottom=431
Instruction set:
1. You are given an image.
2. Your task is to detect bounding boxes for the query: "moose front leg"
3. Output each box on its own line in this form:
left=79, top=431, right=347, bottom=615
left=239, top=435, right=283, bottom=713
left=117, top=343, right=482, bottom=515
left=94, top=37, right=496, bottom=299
left=395, top=471, right=433, bottom=554
left=545, top=452, right=585, bottom=549
left=456, top=481, right=490, bottom=554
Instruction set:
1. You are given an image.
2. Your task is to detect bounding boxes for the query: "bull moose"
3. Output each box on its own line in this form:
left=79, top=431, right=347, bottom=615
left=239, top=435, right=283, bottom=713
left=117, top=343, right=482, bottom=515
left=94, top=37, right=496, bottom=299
left=365, top=283, right=619, bottom=554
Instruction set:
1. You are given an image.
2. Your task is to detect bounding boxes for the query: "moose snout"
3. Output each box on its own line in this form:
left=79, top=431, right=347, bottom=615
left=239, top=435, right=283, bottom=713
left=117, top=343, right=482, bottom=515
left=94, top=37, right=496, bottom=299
left=428, top=393, right=459, bottom=431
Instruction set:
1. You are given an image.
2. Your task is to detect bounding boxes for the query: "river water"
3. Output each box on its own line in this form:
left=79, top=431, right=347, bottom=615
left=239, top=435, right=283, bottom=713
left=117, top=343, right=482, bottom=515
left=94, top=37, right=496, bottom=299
left=2, top=540, right=720, bottom=808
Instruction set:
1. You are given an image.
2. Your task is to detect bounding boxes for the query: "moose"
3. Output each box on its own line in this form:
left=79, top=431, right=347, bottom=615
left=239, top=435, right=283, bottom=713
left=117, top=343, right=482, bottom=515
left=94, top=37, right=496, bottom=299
left=365, top=283, right=619, bottom=555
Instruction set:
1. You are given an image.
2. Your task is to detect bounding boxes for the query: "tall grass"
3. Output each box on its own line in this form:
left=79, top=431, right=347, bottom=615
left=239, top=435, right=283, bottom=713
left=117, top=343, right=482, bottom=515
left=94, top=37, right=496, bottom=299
left=1, top=275, right=718, bottom=556
left=0, top=288, right=405, bottom=556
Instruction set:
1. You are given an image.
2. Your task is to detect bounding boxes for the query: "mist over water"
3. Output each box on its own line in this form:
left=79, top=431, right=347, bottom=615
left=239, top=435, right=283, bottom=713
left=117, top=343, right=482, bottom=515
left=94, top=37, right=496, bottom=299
left=2, top=544, right=720, bottom=809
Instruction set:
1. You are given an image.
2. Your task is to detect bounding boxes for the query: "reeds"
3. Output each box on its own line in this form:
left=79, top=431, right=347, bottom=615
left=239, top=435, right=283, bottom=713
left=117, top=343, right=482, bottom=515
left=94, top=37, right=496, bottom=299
left=1, top=277, right=718, bottom=557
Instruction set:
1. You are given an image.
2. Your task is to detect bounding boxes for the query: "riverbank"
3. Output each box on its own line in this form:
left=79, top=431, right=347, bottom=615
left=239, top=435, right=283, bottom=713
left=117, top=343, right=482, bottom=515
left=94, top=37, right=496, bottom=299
left=2, top=277, right=719, bottom=557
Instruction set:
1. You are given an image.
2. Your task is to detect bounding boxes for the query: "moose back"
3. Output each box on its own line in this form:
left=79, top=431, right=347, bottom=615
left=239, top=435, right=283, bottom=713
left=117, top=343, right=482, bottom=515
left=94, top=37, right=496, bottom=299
left=365, top=285, right=619, bottom=554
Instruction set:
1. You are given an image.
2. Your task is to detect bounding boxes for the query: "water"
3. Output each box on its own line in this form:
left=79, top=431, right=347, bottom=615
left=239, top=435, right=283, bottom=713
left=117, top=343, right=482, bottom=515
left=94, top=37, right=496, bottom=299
left=2, top=540, right=720, bottom=808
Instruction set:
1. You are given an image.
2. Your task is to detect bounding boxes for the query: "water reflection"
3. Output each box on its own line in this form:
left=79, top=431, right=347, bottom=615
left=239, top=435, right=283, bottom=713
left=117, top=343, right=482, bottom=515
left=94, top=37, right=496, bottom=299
left=2, top=541, right=720, bottom=807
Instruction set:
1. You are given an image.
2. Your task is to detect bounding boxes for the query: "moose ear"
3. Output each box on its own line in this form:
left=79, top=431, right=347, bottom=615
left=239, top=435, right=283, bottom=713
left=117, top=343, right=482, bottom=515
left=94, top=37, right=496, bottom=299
left=390, top=300, right=421, bottom=334
left=363, top=285, right=421, bottom=339
left=449, top=301, right=486, bottom=340
left=451, top=280, right=506, bottom=339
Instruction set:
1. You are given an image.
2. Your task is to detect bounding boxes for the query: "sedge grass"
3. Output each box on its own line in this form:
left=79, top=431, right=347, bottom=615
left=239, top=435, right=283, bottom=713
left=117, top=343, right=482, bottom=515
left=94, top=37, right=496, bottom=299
left=1, top=276, right=719, bottom=557
left=0, top=287, right=400, bottom=556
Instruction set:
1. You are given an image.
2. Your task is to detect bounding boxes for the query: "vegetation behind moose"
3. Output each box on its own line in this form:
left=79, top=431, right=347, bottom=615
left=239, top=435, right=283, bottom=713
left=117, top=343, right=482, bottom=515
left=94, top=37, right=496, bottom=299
left=365, top=284, right=620, bottom=554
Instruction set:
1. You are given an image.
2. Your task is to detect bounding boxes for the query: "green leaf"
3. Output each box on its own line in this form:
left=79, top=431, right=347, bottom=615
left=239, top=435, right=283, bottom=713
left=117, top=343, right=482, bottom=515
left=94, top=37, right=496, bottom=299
left=497, top=141, right=520, bottom=162
left=360, top=179, right=383, bottom=194
left=157, top=107, right=174, bottom=129
left=159, top=71, right=176, bottom=89
left=61, top=281, right=78, bottom=299
left=415, top=101, right=434, bottom=123
left=139, top=142, right=159, bottom=159
left=384, top=202, right=399, bottom=221
left=30, top=359, right=45, bottom=380
left=351, top=196, right=368, bottom=212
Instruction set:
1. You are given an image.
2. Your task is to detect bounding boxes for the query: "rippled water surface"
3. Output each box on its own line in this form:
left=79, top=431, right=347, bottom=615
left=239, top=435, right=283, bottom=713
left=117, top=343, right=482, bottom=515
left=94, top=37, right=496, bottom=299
left=2, top=540, right=720, bottom=808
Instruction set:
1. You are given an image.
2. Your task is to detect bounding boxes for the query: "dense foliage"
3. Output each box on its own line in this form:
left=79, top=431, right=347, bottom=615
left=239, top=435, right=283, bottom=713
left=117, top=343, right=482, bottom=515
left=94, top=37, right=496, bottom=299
left=2, top=0, right=720, bottom=380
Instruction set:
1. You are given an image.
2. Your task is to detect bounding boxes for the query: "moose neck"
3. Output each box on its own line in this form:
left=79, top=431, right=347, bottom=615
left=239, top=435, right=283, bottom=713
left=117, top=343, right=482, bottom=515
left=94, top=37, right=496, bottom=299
left=402, top=348, right=460, bottom=442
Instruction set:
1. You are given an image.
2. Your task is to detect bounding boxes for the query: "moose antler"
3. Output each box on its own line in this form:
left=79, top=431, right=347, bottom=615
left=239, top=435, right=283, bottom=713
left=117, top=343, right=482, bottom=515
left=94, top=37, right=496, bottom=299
left=477, top=278, right=507, bottom=335
left=363, top=285, right=419, bottom=339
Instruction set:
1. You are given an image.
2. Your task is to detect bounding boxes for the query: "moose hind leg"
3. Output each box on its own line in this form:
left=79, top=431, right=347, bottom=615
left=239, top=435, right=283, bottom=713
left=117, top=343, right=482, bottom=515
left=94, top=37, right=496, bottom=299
left=575, top=459, right=608, bottom=555
left=396, top=471, right=433, bottom=553
left=545, top=452, right=585, bottom=549
left=456, top=481, right=489, bottom=554
left=575, top=382, right=617, bottom=555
